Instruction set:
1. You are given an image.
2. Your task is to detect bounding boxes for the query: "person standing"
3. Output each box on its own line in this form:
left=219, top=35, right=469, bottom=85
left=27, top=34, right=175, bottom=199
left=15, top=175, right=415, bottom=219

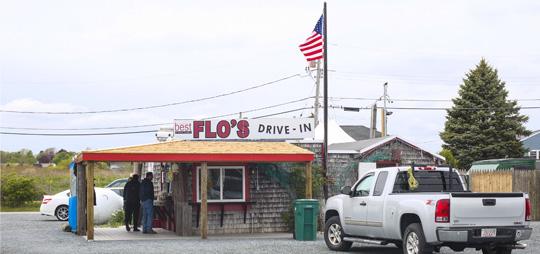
left=140, top=172, right=156, bottom=234
left=123, top=174, right=140, bottom=232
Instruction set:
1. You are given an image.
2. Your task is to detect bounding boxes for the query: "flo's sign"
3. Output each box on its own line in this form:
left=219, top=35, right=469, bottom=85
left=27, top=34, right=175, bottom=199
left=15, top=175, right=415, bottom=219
left=173, top=118, right=314, bottom=140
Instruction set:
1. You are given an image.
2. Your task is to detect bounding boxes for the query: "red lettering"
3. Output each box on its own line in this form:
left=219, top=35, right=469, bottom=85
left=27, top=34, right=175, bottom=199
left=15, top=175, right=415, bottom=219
left=236, top=120, right=250, bottom=138
left=204, top=120, right=216, bottom=138
left=193, top=121, right=204, bottom=138
left=216, top=120, right=231, bottom=138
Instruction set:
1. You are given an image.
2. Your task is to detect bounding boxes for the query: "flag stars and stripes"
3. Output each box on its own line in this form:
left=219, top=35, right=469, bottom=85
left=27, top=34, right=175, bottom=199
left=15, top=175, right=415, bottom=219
left=299, top=15, right=324, bottom=62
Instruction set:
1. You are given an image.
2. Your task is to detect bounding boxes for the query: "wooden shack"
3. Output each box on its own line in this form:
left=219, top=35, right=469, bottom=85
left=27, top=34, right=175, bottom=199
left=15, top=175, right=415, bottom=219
left=74, top=140, right=314, bottom=240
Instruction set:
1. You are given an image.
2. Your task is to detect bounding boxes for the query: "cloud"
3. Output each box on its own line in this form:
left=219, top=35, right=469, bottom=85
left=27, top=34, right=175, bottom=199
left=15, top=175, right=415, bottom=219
left=0, top=98, right=84, bottom=112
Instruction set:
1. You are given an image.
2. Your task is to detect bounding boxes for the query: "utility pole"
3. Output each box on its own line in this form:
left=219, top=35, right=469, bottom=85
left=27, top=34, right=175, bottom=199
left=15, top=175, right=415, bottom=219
left=381, top=82, right=389, bottom=136
left=369, top=103, right=377, bottom=138
left=313, top=60, right=322, bottom=126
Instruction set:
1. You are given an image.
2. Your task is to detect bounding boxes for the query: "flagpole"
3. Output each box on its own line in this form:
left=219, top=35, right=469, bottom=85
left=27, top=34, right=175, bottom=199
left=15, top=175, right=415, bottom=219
left=322, top=2, right=329, bottom=200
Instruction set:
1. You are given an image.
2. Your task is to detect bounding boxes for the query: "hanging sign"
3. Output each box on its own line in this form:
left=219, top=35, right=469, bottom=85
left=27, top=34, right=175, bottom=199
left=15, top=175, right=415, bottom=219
left=173, top=118, right=314, bottom=140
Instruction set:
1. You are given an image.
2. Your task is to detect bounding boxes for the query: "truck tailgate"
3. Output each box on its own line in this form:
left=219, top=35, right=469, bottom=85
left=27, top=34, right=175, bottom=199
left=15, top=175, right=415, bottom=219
left=450, top=193, right=525, bottom=227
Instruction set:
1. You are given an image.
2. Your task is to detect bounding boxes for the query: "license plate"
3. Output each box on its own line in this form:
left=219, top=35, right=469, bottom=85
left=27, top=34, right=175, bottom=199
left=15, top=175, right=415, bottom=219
left=481, top=228, right=497, bottom=237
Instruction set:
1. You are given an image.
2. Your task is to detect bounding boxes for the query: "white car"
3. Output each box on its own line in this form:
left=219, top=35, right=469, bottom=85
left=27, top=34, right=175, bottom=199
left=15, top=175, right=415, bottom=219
left=40, top=187, right=124, bottom=224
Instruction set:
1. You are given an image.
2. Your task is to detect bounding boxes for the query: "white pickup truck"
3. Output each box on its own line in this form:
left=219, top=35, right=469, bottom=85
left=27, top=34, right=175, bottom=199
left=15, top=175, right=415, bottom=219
left=323, top=166, right=532, bottom=254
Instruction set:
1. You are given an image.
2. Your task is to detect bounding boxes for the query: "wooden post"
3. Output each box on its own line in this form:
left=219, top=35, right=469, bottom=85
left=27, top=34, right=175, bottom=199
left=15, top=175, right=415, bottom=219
left=77, top=163, right=87, bottom=235
left=86, top=162, right=95, bottom=240
left=200, top=162, right=208, bottom=239
left=173, top=166, right=193, bottom=236
left=306, top=162, right=313, bottom=199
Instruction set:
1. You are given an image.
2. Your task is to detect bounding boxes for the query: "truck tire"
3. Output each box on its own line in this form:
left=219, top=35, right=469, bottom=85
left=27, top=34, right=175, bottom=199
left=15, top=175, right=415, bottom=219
left=403, top=223, right=432, bottom=254
left=482, top=247, right=512, bottom=254
left=324, top=216, right=352, bottom=251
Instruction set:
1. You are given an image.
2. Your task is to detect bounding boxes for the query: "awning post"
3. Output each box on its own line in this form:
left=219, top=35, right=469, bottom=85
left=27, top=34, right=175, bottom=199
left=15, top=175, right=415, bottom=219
left=200, top=162, right=208, bottom=239
left=86, top=162, right=95, bottom=240
left=306, top=162, right=313, bottom=199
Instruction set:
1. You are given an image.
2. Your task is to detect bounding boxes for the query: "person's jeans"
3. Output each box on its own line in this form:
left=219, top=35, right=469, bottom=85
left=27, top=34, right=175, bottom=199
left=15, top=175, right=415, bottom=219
left=141, top=199, right=153, bottom=232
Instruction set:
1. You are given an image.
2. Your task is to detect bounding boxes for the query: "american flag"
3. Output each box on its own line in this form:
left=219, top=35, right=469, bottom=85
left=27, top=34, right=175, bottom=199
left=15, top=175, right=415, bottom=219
left=299, top=15, right=324, bottom=62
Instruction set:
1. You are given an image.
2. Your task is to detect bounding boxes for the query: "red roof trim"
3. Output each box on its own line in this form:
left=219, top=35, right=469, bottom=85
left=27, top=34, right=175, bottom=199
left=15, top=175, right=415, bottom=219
left=80, top=153, right=313, bottom=162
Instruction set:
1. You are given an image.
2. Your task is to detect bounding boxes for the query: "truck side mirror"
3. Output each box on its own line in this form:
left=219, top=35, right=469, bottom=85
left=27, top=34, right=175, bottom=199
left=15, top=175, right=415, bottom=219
left=340, top=186, right=352, bottom=195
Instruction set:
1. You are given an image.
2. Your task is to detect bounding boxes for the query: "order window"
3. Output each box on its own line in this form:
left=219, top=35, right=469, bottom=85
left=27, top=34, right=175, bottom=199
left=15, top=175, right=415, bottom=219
left=197, top=166, right=245, bottom=202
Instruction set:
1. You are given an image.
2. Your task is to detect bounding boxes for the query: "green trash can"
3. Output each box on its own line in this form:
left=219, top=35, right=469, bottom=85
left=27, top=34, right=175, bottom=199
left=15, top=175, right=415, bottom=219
left=294, top=199, right=319, bottom=241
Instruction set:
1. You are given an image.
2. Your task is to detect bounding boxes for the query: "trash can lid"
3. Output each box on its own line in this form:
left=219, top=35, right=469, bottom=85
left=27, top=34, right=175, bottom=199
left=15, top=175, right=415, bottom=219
left=294, top=199, right=319, bottom=204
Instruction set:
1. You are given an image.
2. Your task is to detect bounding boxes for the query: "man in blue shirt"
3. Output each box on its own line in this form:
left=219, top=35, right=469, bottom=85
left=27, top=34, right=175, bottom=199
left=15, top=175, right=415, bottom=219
left=140, top=172, right=156, bottom=234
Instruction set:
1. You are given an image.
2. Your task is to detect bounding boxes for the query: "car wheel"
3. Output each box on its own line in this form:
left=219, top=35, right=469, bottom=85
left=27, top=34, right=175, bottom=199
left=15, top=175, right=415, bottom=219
left=55, top=205, right=69, bottom=221
left=482, top=246, right=512, bottom=254
left=403, top=223, right=432, bottom=254
left=324, top=216, right=352, bottom=251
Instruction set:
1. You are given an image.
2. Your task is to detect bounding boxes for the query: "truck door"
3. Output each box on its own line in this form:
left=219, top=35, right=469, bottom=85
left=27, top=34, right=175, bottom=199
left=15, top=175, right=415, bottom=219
left=343, top=173, right=375, bottom=236
left=365, top=171, right=388, bottom=238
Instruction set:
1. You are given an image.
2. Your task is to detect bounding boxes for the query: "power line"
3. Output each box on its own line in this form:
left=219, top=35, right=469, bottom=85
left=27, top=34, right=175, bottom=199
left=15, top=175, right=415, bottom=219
left=0, top=130, right=156, bottom=136
left=334, top=105, right=540, bottom=111
left=253, top=107, right=313, bottom=119
left=0, top=97, right=314, bottom=131
left=0, top=122, right=171, bottom=131
left=329, top=97, right=540, bottom=102
left=0, top=108, right=314, bottom=136
left=0, top=74, right=303, bottom=115
left=204, top=97, right=313, bottom=120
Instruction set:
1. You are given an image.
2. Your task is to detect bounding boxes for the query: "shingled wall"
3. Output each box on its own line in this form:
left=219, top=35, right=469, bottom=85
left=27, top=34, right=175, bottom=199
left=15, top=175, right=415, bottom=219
left=190, top=168, right=291, bottom=235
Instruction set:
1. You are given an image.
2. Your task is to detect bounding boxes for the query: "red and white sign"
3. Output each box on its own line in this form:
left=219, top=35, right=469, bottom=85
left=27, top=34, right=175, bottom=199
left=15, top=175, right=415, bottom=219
left=173, top=118, right=314, bottom=140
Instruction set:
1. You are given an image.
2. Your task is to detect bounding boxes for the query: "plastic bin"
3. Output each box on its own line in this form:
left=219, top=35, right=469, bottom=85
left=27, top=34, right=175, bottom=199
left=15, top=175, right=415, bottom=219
left=68, top=196, right=77, bottom=233
left=294, top=199, right=319, bottom=241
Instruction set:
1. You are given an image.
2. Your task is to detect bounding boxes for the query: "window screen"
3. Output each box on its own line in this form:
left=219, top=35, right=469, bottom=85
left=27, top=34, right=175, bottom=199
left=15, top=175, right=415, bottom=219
left=198, top=167, right=245, bottom=201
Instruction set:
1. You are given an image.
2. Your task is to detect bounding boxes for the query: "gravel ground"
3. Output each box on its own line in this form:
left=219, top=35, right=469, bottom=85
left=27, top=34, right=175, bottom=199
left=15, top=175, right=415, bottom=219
left=1, top=212, right=538, bottom=254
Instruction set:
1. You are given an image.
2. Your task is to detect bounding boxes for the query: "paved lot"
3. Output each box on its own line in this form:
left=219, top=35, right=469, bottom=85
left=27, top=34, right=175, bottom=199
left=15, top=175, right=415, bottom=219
left=1, top=212, right=538, bottom=254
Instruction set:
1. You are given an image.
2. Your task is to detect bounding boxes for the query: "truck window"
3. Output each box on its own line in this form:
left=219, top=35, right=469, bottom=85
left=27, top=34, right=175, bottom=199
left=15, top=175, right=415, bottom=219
left=373, top=171, right=388, bottom=196
left=352, top=173, right=375, bottom=197
left=393, top=171, right=464, bottom=193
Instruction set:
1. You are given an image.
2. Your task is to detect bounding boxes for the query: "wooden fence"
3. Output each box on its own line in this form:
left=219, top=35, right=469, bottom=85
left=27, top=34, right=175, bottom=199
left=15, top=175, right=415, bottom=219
left=470, top=170, right=540, bottom=221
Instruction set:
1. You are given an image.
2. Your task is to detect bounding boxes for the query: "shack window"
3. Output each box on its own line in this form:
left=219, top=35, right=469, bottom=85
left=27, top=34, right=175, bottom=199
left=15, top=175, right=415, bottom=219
left=197, top=166, right=245, bottom=202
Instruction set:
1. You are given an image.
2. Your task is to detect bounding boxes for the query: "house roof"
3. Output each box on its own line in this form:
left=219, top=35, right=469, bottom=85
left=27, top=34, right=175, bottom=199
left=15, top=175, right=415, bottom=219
left=340, top=125, right=381, bottom=141
left=328, top=135, right=445, bottom=161
left=521, top=130, right=540, bottom=150
left=78, top=140, right=314, bottom=163
left=328, top=136, right=390, bottom=152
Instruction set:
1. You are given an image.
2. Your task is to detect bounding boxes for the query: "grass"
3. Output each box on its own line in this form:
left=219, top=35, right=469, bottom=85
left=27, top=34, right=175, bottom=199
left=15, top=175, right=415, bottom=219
left=1, top=164, right=131, bottom=211
left=1, top=164, right=131, bottom=195
left=0, top=201, right=41, bottom=212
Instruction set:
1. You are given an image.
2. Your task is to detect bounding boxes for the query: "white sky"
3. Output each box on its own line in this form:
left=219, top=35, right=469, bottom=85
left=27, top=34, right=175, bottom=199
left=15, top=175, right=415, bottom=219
left=1, top=0, right=539, bottom=154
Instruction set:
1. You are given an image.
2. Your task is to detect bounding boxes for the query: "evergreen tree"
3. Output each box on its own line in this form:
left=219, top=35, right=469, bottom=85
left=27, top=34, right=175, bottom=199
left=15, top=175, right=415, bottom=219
left=440, top=59, right=530, bottom=169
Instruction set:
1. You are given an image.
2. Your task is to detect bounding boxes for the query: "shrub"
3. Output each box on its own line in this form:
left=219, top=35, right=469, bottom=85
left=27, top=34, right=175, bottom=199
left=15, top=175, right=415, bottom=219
left=1, top=173, right=42, bottom=207
left=106, top=209, right=125, bottom=227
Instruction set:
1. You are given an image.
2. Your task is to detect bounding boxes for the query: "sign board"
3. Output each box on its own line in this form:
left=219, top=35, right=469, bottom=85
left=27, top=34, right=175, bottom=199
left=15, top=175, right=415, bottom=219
left=173, top=118, right=314, bottom=140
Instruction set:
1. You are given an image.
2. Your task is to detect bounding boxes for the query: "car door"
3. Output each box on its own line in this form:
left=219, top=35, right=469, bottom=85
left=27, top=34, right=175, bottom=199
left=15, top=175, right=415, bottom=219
left=343, top=173, right=375, bottom=236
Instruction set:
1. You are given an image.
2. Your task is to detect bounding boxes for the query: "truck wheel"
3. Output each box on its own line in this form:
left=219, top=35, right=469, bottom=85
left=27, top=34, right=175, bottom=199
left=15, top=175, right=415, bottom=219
left=324, top=216, right=352, bottom=251
left=403, top=223, right=432, bottom=254
left=482, top=247, right=512, bottom=254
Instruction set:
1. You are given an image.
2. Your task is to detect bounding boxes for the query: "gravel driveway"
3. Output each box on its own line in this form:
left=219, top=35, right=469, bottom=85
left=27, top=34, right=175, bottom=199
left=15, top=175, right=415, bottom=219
left=1, top=212, right=538, bottom=254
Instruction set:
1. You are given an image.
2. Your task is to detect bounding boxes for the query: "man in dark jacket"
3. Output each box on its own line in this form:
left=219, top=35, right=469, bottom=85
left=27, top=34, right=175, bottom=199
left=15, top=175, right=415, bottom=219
left=123, top=174, right=140, bottom=232
left=140, top=172, right=156, bottom=234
